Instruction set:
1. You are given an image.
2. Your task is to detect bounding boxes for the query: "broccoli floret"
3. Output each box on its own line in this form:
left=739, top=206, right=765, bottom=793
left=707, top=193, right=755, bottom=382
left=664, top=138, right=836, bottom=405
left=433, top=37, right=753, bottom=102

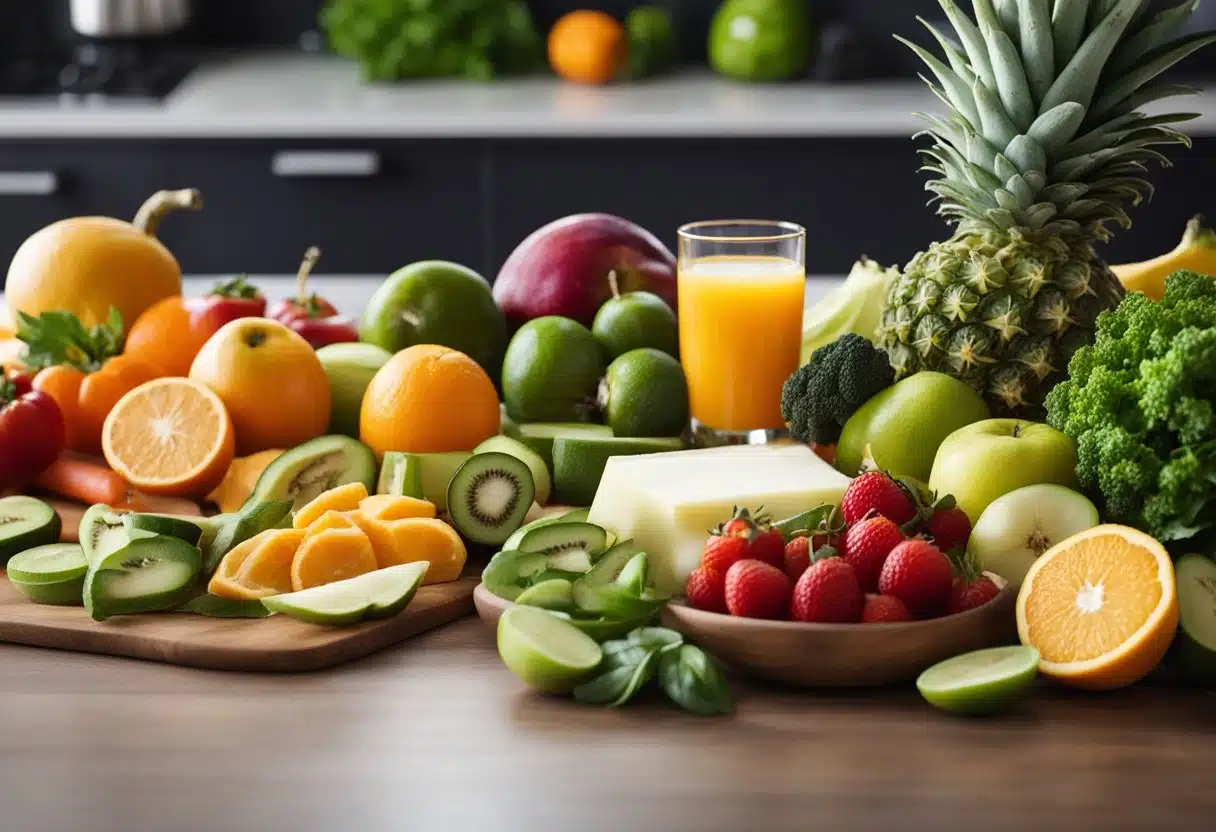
left=781, top=333, right=894, bottom=445
left=1045, top=270, right=1216, bottom=543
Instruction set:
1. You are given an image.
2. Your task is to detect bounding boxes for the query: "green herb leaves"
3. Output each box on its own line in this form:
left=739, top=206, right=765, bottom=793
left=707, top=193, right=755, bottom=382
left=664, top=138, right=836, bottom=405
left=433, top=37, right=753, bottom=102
left=573, top=626, right=733, bottom=715
left=16, top=307, right=124, bottom=372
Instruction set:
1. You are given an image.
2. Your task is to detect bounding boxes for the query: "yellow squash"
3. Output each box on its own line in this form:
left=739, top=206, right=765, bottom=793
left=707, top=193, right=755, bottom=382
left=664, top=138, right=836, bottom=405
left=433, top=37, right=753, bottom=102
left=1112, top=216, right=1216, bottom=301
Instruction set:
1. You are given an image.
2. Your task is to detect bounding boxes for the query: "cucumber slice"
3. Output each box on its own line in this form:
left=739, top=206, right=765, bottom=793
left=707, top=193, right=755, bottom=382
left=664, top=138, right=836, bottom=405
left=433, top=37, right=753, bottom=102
left=244, top=434, right=377, bottom=512
left=376, top=451, right=425, bottom=500
left=571, top=581, right=665, bottom=619
left=262, top=562, right=429, bottom=625
left=516, top=522, right=608, bottom=562
left=83, top=536, right=203, bottom=621
left=516, top=578, right=576, bottom=613
left=552, top=435, right=683, bottom=507
left=614, top=552, right=649, bottom=596
left=378, top=451, right=472, bottom=512
left=7, top=543, right=88, bottom=606
left=505, top=422, right=614, bottom=472
left=202, top=500, right=293, bottom=576
left=0, top=496, right=61, bottom=565
left=78, top=504, right=133, bottom=566
left=481, top=550, right=552, bottom=601
left=125, top=513, right=203, bottom=547
left=503, top=508, right=592, bottom=551
left=1169, top=554, right=1216, bottom=687
left=576, top=538, right=644, bottom=588
left=916, top=646, right=1040, bottom=715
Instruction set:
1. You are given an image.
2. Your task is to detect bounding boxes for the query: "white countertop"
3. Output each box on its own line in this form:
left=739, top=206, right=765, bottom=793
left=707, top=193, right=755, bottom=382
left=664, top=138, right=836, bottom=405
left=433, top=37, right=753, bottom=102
left=0, top=51, right=1208, bottom=139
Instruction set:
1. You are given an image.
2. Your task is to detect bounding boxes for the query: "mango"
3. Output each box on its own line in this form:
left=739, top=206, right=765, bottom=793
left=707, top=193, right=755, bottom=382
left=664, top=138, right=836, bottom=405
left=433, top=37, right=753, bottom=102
left=293, top=481, right=370, bottom=529
left=291, top=516, right=378, bottom=591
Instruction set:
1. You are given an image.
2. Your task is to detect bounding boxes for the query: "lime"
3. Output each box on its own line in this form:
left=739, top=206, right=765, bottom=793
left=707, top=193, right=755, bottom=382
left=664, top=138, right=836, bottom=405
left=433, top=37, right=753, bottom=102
left=515, top=579, right=576, bottom=613
left=597, top=348, right=689, bottom=437
left=627, top=6, right=679, bottom=78
left=501, top=316, right=605, bottom=423
left=708, top=0, right=813, bottom=82
left=917, top=646, right=1040, bottom=715
left=592, top=287, right=678, bottom=360
left=262, top=562, right=429, bottom=625
left=497, top=604, right=603, bottom=692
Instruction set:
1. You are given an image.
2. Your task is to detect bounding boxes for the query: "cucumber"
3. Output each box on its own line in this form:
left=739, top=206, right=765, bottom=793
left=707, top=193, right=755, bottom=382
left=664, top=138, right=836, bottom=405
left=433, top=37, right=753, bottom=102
left=376, top=451, right=425, bottom=500
left=576, top=538, right=645, bottom=588
left=7, top=543, right=88, bottom=606
left=377, top=451, right=472, bottom=512
left=503, top=508, right=591, bottom=551
left=481, top=550, right=552, bottom=601
left=1170, top=554, right=1216, bottom=687
left=515, top=578, right=576, bottom=613
left=505, top=422, right=614, bottom=472
left=124, top=513, right=203, bottom=547
left=244, top=434, right=377, bottom=512
left=515, top=522, right=609, bottom=563
left=0, top=496, right=61, bottom=565
left=83, top=535, right=203, bottom=621
left=552, top=436, right=683, bottom=507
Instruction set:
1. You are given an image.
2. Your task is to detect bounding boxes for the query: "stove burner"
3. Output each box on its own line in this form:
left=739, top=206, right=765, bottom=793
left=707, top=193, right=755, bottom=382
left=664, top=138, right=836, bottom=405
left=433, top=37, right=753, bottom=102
left=0, top=44, right=194, bottom=100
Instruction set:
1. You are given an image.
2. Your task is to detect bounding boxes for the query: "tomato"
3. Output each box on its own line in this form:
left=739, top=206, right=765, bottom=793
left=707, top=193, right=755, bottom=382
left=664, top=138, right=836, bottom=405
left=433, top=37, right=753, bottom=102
left=0, top=383, right=66, bottom=491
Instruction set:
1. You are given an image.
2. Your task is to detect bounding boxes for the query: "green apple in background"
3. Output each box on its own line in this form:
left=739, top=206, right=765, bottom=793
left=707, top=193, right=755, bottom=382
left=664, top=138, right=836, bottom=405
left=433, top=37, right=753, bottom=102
left=359, top=260, right=508, bottom=382
left=316, top=342, right=393, bottom=437
left=929, top=419, right=1080, bottom=524
left=835, top=371, right=989, bottom=482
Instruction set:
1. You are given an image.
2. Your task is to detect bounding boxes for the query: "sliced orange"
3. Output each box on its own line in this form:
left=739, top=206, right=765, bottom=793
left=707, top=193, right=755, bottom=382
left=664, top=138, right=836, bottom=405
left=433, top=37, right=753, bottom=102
left=292, top=481, right=369, bottom=529
left=102, top=377, right=235, bottom=498
left=1016, top=524, right=1178, bottom=690
left=291, top=521, right=378, bottom=591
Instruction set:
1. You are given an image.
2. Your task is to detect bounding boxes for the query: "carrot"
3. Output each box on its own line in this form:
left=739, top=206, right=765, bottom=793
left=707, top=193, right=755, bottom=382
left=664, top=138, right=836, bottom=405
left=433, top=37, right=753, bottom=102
left=35, top=454, right=129, bottom=507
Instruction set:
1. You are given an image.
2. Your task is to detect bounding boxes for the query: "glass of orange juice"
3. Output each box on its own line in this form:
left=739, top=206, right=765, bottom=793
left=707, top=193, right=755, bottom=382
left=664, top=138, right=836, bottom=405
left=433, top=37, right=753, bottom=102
left=677, top=220, right=806, bottom=445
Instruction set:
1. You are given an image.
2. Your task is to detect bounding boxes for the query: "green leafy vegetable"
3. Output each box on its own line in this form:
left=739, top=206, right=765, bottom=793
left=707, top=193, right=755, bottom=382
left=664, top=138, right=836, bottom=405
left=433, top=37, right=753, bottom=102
left=175, top=594, right=276, bottom=619
left=17, top=307, right=124, bottom=372
left=1045, top=270, right=1216, bottom=543
left=659, top=644, right=733, bottom=716
left=320, top=0, right=545, bottom=81
left=781, top=333, right=895, bottom=445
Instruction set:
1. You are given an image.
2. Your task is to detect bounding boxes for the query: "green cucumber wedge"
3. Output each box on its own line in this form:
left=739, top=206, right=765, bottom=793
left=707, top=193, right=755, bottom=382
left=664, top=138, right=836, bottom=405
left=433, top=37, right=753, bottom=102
left=262, top=562, right=429, bottom=625
left=515, top=578, right=576, bottom=613
left=1169, top=554, right=1216, bottom=687
left=7, top=543, right=88, bottom=606
left=125, top=513, right=203, bottom=547
left=0, top=496, right=61, bottom=566
left=84, top=536, right=203, bottom=622
left=376, top=451, right=425, bottom=500
left=917, top=646, right=1040, bottom=715
left=503, top=508, right=592, bottom=551
left=244, top=434, right=377, bottom=512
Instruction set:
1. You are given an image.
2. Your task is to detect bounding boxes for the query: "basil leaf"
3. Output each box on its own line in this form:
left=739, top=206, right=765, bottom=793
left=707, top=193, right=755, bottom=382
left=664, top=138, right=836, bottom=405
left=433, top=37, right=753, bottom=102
left=609, top=647, right=661, bottom=708
left=573, top=664, right=636, bottom=706
left=614, top=552, right=649, bottom=597
left=175, top=595, right=274, bottom=619
left=627, top=626, right=684, bottom=655
left=660, top=645, right=733, bottom=716
left=598, top=640, right=654, bottom=672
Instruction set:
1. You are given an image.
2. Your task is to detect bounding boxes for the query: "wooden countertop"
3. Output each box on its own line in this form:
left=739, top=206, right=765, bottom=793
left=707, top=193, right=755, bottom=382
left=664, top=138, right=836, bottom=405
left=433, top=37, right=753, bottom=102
left=1, top=617, right=1213, bottom=832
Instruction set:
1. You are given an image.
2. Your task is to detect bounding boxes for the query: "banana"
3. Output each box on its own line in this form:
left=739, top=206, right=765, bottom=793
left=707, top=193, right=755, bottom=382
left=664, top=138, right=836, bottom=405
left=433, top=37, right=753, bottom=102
left=1112, top=216, right=1216, bottom=301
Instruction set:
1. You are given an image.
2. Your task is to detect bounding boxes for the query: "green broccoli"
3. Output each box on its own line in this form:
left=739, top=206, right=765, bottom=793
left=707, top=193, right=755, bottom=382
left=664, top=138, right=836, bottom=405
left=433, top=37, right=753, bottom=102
left=781, top=333, right=895, bottom=445
left=1044, top=270, right=1216, bottom=543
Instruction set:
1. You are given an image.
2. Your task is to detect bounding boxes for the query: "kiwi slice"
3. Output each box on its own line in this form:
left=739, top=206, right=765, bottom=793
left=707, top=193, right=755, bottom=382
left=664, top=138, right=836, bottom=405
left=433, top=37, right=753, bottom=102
left=503, top=508, right=592, bottom=551
left=481, top=550, right=552, bottom=601
left=1169, top=554, right=1216, bottom=687
left=474, top=435, right=553, bottom=506
left=124, top=513, right=203, bottom=547
left=577, top=538, right=645, bottom=587
left=515, top=522, right=608, bottom=569
left=505, top=422, right=614, bottom=472
left=202, top=500, right=293, bottom=576
left=243, top=435, right=377, bottom=512
left=7, top=543, right=88, bottom=606
left=78, top=504, right=135, bottom=566
left=447, top=452, right=535, bottom=546
left=552, top=436, right=684, bottom=507
left=0, top=495, right=61, bottom=565
left=377, top=452, right=425, bottom=500
left=83, top=535, right=202, bottom=621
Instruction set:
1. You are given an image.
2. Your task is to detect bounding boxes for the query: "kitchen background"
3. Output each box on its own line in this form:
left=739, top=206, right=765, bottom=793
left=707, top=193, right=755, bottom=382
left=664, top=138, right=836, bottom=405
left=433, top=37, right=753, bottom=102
left=0, top=0, right=1212, bottom=284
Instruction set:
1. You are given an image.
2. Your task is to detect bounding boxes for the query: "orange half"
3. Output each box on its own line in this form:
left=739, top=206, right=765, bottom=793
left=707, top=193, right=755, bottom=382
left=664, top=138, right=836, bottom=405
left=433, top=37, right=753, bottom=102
left=1016, top=524, right=1178, bottom=690
left=102, top=377, right=235, bottom=498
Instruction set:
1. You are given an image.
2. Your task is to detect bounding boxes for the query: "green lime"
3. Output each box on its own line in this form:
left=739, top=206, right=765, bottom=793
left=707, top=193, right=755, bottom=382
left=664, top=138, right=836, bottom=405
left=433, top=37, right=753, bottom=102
left=708, top=0, right=813, bottom=82
left=262, top=562, right=428, bottom=625
left=502, top=316, right=605, bottom=423
left=626, top=6, right=678, bottom=78
left=592, top=284, right=678, bottom=361
left=515, top=578, right=576, bottom=613
left=917, top=646, right=1040, bottom=715
left=597, top=348, right=688, bottom=437
left=497, top=604, right=604, bottom=692
left=7, top=543, right=88, bottom=606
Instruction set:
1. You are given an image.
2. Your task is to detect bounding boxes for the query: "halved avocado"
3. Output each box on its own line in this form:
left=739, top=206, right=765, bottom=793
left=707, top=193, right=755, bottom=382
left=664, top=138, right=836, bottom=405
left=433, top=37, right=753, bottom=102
left=243, top=435, right=377, bottom=512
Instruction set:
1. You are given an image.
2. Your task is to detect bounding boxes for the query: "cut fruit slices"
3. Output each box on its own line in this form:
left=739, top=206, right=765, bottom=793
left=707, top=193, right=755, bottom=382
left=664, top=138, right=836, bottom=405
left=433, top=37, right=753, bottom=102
left=7, top=543, right=89, bottom=606
left=261, top=561, right=430, bottom=625
left=101, top=377, right=236, bottom=498
left=515, top=578, right=576, bottom=612
left=0, top=496, right=62, bottom=566
left=83, top=535, right=203, bottom=621
left=79, top=504, right=135, bottom=566
left=503, top=508, right=592, bottom=551
left=496, top=604, right=603, bottom=693
left=515, top=522, right=608, bottom=564
left=1168, top=554, right=1216, bottom=687
left=125, top=512, right=204, bottom=547
left=916, top=646, right=1040, bottom=715
left=1016, top=524, right=1179, bottom=691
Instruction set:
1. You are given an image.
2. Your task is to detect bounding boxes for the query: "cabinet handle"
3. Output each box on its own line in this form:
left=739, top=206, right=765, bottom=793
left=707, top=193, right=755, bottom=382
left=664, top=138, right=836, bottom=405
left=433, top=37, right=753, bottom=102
left=0, top=171, right=59, bottom=196
left=271, top=151, right=381, bottom=178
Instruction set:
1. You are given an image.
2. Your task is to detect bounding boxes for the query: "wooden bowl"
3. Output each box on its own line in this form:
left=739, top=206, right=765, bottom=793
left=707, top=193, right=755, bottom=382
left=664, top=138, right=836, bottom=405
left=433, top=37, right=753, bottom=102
left=660, top=582, right=1018, bottom=688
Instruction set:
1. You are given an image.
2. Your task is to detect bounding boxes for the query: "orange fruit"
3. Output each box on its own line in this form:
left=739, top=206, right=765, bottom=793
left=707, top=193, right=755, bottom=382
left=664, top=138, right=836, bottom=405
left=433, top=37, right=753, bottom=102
left=190, top=318, right=330, bottom=455
left=1016, top=524, right=1178, bottom=691
left=360, top=344, right=500, bottom=456
left=101, top=377, right=235, bottom=498
left=548, top=10, right=628, bottom=85
left=125, top=296, right=209, bottom=377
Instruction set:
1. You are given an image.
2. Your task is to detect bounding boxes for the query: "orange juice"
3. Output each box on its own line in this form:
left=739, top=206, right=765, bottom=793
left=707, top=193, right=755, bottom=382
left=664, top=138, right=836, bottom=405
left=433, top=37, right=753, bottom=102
left=678, top=255, right=805, bottom=432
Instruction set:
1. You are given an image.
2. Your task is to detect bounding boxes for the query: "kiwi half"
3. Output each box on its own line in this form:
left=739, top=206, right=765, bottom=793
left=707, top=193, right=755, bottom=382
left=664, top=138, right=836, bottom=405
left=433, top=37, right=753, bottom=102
left=0, top=496, right=61, bottom=566
left=243, top=435, right=377, bottom=512
left=446, top=452, right=535, bottom=546
left=78, top=505, right=135, bottom=566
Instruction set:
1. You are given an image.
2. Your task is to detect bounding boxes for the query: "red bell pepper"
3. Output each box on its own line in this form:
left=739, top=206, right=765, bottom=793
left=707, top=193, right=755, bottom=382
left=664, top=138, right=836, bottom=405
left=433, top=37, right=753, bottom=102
left=268, top=246, right=359, bottom=349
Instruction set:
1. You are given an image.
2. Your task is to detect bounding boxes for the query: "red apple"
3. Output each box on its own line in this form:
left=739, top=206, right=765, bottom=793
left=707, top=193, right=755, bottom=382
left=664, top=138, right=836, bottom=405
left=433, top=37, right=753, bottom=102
left=493, top=213, right=677, bottom=328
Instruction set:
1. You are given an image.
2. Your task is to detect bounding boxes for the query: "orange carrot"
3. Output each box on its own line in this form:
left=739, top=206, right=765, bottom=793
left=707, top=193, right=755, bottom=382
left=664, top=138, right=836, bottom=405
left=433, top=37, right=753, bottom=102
left=35, top=455, right=129, bottom=507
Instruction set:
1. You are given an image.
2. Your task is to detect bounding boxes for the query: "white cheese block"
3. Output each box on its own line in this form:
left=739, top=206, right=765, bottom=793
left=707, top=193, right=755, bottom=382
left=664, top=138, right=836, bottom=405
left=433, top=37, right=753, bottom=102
left=587, top=445, right=852, bottom=594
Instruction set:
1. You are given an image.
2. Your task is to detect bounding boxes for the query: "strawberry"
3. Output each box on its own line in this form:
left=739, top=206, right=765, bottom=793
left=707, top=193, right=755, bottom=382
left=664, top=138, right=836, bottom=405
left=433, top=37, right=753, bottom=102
left=928, top=505, right=972, bottom=553
left=748, top=527, right=787, bottom=570
left=791, top=552, right=864, bottom=623
left=877, top=538, right=954, bottom=618
left=861, top=593, right=912, bottom=623
left=700, top=534, right=751, bottom=574
left=841, top=512, right=904, bottom=592
left=724, top=559, right=792, bottom=620
left=949, top=574, right=1000, bottom=614
left=685, top=566, right=727, bottom=613
left=839, top=471, right=918, bottom=526
left=704, top=506, right=784, bottom=570
left=783, top=535, right=812, bottom=581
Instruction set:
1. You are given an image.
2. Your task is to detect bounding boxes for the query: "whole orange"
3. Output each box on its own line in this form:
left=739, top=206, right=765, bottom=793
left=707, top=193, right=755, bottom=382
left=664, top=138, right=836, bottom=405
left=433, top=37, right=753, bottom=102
left=125, top=296, right=207, bottom=377
left=189, top=318, right=330, bottom=454
left=361, top=344, right=500, bottom=456
left=548, top=10, right=628, bottom=85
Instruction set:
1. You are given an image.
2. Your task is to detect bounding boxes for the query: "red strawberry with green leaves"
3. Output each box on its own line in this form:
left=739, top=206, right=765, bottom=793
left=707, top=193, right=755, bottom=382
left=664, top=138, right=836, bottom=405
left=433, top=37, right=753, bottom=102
left=685, top=566, right=727, bottom=614
left=947, top=549, right=1000, bottom=615
left=927, top=501, right=972, bottom=553
left=783, top=535, right=812, bottom=581
left=841, top=511, right=904, bottom=592
left=840, top=471, right=917, bottom=526
left=724, top=559, right=792, bottom=620
left=790, top=549, right=864, bottom=623
left=704, top=506, right=784, bottom=571
left=860, top=593, right=912, bottom=623
left=700, top=534, right=751, bottom=575
left=877, top=538, right=954, bottom=618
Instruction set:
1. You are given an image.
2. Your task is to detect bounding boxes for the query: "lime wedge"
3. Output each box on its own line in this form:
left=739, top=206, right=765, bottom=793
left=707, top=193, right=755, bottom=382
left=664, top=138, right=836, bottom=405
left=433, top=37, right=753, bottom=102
left=262, top=562, right=429, bottom=625
left=917, top=646, right=1040, bottom=715
left=516, top=578, right=576, bottom=612
left=7, top=543, right=88, bottom=606
left=497, top=605, right=603, bottom=693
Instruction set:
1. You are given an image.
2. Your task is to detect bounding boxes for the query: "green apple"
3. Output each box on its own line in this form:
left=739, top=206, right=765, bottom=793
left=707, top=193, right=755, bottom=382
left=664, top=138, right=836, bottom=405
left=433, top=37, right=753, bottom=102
left=316, top=342, right=393, bottom=437
left=836, top=371, right=989, bottom=481
left=929, top=419, right=1080, bottom=524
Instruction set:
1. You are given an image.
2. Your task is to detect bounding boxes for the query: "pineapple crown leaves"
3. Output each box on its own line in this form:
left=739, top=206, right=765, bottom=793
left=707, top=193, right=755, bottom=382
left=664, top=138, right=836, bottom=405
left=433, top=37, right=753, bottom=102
left=904, top=0, right=1216, bottom=240
left=16, top=307, right=124, bottom=373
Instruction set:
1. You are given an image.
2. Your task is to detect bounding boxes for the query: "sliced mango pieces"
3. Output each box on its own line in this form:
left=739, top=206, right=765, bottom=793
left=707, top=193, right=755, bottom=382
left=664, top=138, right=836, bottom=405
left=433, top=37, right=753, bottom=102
left=353, top=494, right=466, bottom=584
left=208, top=528, right=306, bottom=601
left=293, top=481, right=370, bottom=529
left=292, top=513, right=379, bottom=591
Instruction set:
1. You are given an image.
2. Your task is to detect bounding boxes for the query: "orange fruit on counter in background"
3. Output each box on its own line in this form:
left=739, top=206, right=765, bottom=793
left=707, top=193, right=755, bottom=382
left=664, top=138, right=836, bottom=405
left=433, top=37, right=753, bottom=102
left=548, top=10, right=628, bottom=85
left=101, top=377, right=235, bottom=498
left=1016, top=524, right=1178, bottom=691
left=292, top=482, right=369, bottom=529
left=360, top=344, right=500, bottom=456
left=190, top=317, right=330, bottom=455
left=4, top=189, right=201, bottom=329
left=291, top=519, right=378, bottom=591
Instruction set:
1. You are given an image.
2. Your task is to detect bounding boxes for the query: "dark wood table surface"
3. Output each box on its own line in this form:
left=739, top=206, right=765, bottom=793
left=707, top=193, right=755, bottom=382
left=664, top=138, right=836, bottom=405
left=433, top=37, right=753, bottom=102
left=0, top=616, right=1213, bottom=832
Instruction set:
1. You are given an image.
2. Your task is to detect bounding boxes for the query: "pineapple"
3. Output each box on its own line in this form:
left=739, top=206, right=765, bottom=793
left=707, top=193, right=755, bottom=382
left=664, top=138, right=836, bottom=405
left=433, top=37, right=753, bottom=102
left=879, top=0, right=1216, bottom=416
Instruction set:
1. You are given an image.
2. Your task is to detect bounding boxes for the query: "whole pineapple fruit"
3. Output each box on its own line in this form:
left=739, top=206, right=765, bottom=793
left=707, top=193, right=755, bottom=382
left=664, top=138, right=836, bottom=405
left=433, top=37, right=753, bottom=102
left=879, top=0, right=1215, bottom=417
